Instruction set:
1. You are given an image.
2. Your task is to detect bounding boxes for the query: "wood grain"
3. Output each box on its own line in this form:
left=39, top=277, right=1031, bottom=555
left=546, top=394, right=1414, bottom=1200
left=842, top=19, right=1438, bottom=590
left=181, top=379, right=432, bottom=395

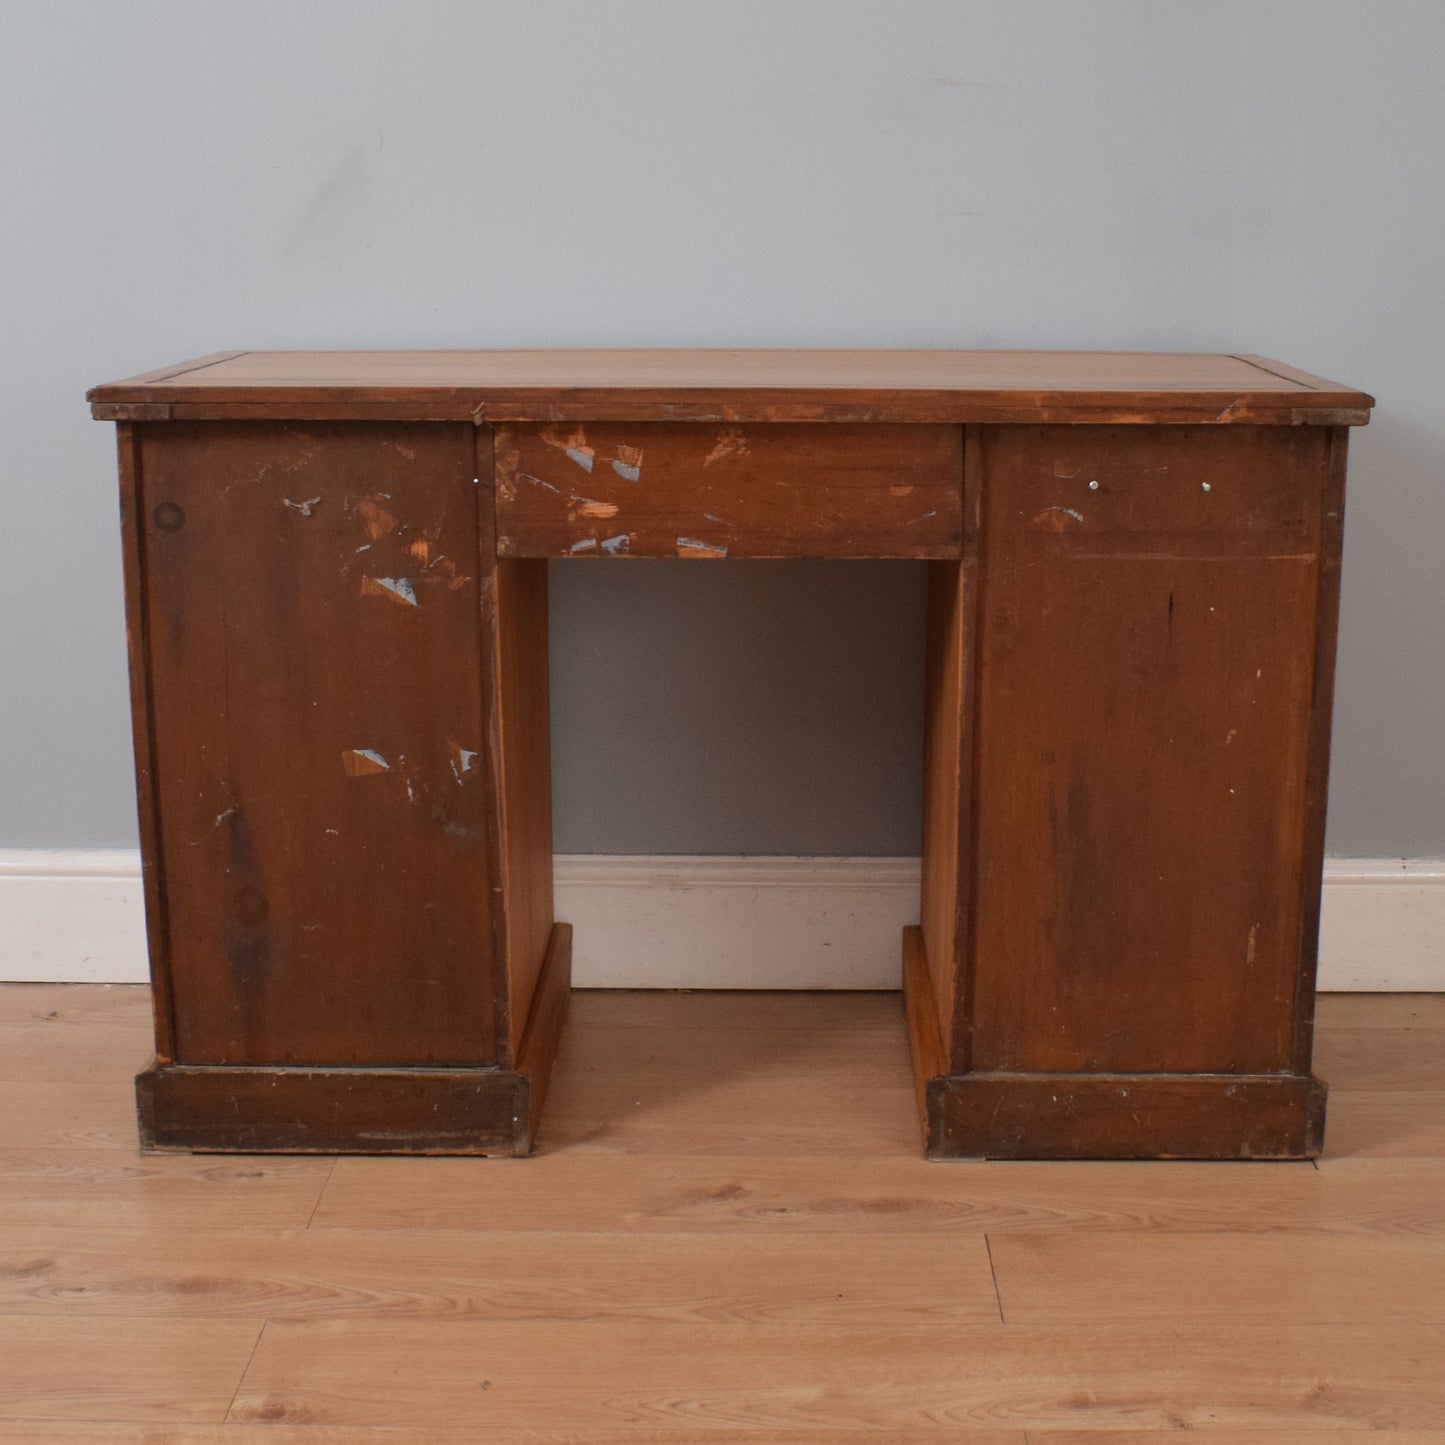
left=0, top=1316, right=261, bottom=1423
left=1316, top=993, right=1445, bottom=1029
left=0, top=1428, right=1028, bottom=1444
left=989, top=1229, right=1445, bottom=1324
left=2, top=985, right=1443, bottom=1437
left=0, top=1147, right=332, bottom=1229
left=1325, top=1091, right=1445, bottom=1158
left=227, top=1318, right=1445, bottom=1430
left=136, top=422, right=498, bottom=1069
left=490, top=555, right=554, bottom=1064
left=968, top=424, right=1328, bottom=1075
left=0, top=1225, right=996, bottom=1325
left=1313, top=1028, right=1445, bottom=1090
left=313, top=1151, right=1445, bottom=1237
left=495, top=422, right=963, bottom=559
left=89, top=349, right=1374, bottom=425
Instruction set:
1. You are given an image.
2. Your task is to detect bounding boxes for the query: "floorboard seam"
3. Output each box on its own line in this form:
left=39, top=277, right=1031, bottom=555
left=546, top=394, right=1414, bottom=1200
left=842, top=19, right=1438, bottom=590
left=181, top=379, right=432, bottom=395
left=223, top=1318, right=268, bottom=1423
left=984, top=1233, right=1006, bottom=1324
left=305, top=1157, right=338, bottom=1229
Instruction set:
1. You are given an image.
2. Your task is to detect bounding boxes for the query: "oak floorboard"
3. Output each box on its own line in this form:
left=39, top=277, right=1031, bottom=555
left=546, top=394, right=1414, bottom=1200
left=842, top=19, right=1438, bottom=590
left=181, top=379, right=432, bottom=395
left=1, top=1431, right=1441, bottom=1445
left=0, top=1427, right=1028, bottom=1444
left=989, top=1229, right=1445, bottom=1324
left=543, top=1080, right=920, bottom=1156
left=228, top=1318, right=1445, bottom=1431
left=1312, top=1028, right=1445, bottom=1090
left=1, top=985, right=1443, bottom=1437
left=0, top=1226, right=998, bottom=1326
left=1029, top=1434, right=1445, bottom=1444
left=1314, top=992, right=1445, bottom=1029
left=1325, top=1090, right=1445, bottom=1158
left=313, top=1152, right=1445, bottom=1236
left=0, top=1316, right=262, bottom=1423
left=0, top=1147, right=333, bottom=1230
left=0, top=982, right=151, bottom=1024
left=0, top=1079, right=142, bottom=1149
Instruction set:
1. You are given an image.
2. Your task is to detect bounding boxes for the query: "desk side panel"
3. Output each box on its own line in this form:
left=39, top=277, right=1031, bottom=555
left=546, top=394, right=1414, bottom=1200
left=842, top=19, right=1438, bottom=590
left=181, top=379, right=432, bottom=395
left=136, top=422, right=500, bottom=1067
left=492, top=554, right=555, bottom=1064
left=968, top=424, right=1327, bottom=1077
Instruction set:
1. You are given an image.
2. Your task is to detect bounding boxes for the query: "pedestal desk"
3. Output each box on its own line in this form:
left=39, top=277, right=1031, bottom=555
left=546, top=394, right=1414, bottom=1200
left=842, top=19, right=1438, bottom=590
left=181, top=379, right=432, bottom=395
left=88, top=350, right=1374, bottom=1159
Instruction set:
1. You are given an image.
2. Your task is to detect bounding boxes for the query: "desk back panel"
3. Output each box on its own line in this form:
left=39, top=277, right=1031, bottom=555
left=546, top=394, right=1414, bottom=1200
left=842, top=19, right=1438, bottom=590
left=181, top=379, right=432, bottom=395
left=133, top=422, right=502, bottom=1067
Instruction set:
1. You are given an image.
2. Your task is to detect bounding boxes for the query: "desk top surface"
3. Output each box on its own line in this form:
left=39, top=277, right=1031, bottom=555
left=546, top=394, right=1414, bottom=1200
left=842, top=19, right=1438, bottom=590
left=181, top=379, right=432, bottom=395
left=89, top=349, right=1373, bottom=425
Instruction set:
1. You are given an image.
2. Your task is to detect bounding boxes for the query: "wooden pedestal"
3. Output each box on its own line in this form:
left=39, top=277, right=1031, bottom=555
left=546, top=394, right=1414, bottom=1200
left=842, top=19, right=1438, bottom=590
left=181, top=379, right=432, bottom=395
left=90, top=350, right=1370, bottom=1158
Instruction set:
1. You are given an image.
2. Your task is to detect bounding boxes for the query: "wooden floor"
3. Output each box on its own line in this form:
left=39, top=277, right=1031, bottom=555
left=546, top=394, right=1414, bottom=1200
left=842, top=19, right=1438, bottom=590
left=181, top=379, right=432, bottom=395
left=0, top=986, right=1442, bottom=1442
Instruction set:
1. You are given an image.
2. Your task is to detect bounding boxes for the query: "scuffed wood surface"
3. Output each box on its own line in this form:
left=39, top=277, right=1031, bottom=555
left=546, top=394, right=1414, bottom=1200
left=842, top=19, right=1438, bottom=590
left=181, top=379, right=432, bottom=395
left=134, top=422, right=499, bottom=1068
left=89, top=348, right=1375, bottom=424
left=494, top=422, right=963, bottom=559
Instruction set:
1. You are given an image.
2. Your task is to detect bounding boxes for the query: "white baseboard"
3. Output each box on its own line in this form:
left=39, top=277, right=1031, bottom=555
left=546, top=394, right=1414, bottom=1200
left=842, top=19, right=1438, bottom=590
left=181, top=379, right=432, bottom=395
left=1, top=849, right=1441, bottom=991
left=0, top=850, right=151, bottom=984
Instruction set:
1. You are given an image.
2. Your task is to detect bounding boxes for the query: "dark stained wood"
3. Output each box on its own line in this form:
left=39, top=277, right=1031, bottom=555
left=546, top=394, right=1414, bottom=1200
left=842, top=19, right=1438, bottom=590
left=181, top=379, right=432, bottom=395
left=136, top=923, right=571, bottom=1155
left=490, top=553, right=556, bottom=1063
left=919, top=563, right=966, bottom=1049
left=89, top=349, right=1375, bottom=425
left=136, top=422, right=499, bottom=1067
left=514, top=923, right=573, bottom=1152
left=918, top=427, right=983, bottom=1061
left=1291, top=428, right=1350, bottom=1075
left=966, top=424, right=1328, bottom=1077
left=494, top=422, right=964, bottom=559
left=114, top=425, right=174, bottom=1064
left=135, top=1063, right=526, bottom=1155
left=924, top=1072, right=1327, bottom=1161
left=93, top=350, right=1372, bottom=1160
left=901, top=926, right=946, bottom=1143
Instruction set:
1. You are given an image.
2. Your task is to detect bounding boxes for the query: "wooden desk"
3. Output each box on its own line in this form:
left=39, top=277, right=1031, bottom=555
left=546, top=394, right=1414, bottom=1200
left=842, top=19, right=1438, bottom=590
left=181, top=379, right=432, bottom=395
left=89, top=350, right=1374, bottom=1159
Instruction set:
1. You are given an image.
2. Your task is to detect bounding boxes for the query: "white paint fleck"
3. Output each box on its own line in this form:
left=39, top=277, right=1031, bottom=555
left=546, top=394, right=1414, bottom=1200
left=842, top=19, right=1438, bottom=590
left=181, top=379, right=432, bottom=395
left=214, top=807, right=237, bottom=828
left=600, top=534, right=631, bottom=555
left=364, top=576, right=419, bottom=607
left=566, top=446, right=595, bottom=473
left=676, top=536, right=729, bottom=557
left=569, top=538, right=598, bottom=554
left=519, top=472, right=563, bottom=495
left=284, top=496, right=322, bottom=517
left=449, top=743, right=480, bottom=783
left=342, top=748, right=391, bottom=777
left=611, top=460, right=641, bottom=482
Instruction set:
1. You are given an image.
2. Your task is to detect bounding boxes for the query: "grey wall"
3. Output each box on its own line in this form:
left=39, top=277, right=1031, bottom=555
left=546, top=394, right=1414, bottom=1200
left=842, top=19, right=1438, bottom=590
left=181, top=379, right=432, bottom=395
left=2, top=0, right=1441, bottom=857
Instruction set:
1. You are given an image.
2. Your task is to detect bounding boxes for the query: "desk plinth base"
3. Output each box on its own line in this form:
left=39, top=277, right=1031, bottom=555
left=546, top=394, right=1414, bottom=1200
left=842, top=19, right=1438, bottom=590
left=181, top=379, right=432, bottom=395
left=902, top=927, right=1326, bottom=1161
left=136, top=924, right=572, bottom=1157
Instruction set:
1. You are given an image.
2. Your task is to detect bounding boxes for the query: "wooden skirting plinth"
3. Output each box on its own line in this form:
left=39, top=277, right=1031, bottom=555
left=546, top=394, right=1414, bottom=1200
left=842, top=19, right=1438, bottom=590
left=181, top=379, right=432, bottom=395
left=902, top=925, right=1327, bottom=1161
left=137, top=924, right=572, bottom=1156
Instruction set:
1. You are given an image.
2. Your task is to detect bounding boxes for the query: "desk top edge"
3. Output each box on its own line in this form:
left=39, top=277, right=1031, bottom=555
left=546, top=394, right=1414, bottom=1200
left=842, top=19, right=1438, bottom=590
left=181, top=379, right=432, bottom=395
left=88, top=349, right=1374, bottom=424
